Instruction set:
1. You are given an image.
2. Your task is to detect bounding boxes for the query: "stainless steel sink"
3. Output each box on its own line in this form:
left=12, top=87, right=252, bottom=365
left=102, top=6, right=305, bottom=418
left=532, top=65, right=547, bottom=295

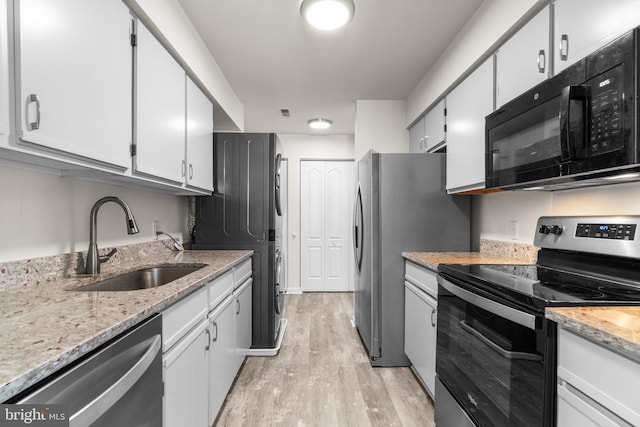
left=74, top=264, right=206, bottom=292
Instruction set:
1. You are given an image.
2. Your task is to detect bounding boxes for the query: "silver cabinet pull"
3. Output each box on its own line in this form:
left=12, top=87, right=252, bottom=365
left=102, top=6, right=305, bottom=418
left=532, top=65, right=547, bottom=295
left=205, top=328, right=211, bottom=351
left=27, top=94, right=40, bottom=131
left=188, top=163, right=193, bottom=180
left=560, top=34, right=569, bottom=61
left=431, top=309, right=436, bottom=327
left=69, top=335, right=161, bottom=427
left=236, top=299, right=240, bottom=315
left=212, top=321, right=218, bottom=342
left=181, top=160, right=186, bottom=177
left=537, top=49, right=546, bottom=73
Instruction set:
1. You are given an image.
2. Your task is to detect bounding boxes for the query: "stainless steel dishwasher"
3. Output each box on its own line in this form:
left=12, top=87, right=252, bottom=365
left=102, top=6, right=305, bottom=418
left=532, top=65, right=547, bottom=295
left=11, top=315, right=162, bottom=427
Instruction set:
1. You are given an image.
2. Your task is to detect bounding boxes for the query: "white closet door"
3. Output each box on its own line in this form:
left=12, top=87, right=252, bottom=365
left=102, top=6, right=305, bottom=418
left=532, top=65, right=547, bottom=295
left=301, top=160, right=354, bottom=292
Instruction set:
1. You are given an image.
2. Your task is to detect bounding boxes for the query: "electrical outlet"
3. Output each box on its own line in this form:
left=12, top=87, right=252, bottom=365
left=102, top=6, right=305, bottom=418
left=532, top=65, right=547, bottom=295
left=152, top=220, right=160, bottom=239
left=509, top=221, right=519, bottom=239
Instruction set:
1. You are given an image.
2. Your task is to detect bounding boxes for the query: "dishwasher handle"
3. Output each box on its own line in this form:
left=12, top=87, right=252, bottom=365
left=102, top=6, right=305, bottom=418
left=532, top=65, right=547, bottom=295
left=69, top=334, right=161, bottom=427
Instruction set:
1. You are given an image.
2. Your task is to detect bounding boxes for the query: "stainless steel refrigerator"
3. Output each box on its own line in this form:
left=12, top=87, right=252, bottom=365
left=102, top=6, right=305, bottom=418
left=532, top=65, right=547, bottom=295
left=193, top=132, right=285, bottom=349
left=353, top=150, right=470, bottom=367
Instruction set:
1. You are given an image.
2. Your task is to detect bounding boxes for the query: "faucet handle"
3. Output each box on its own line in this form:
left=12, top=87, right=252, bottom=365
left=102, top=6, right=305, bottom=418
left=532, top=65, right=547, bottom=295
left=99, top=248, right=118, bottom=264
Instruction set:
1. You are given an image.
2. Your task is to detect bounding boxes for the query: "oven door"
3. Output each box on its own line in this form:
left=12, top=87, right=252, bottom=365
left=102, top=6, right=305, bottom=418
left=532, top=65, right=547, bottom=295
left=436, top=275, right=546, bottom=427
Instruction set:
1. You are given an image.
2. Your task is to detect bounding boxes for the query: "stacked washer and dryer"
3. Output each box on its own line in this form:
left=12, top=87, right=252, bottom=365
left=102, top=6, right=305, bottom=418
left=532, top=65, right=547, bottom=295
left=193, top=133, right=286, bottom=350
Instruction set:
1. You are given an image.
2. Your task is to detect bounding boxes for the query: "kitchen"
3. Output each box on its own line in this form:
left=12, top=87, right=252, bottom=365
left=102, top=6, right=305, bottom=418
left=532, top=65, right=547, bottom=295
left=2, top=0, right=640, bottom=426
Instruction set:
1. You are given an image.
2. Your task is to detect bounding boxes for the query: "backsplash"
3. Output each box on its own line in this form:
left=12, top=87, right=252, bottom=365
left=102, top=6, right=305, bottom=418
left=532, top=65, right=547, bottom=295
left=0, top=240, right=176, bottom=291
left=479, top=239, right=538, bottom=263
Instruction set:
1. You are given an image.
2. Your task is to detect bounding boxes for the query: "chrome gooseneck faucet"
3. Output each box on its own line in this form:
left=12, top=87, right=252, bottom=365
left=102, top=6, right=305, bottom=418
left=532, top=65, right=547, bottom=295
left=85, top=196, right=139, bottom=275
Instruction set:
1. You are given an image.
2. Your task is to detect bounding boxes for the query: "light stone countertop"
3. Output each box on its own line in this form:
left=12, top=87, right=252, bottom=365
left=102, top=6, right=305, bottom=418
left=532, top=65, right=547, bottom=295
left=402, top=252, right=535, bottom=272
left=0, top=249, right=252, bottom=401
left=546, top=306, right=640, bottom=363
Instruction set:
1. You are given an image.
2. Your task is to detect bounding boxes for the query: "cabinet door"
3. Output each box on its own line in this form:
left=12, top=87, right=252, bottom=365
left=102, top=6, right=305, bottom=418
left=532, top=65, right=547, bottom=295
left=404, top=281, right=437, bottom=397
left=0, top=0, right=9, bottom=147
left=135, top=21, right=185, bottom=184
left=557, top=381, right=626, bottom=427
left=164, top=320, right=209, bottom=427
left=554, top=0, right=640, bottom=73
left=15, top=0, right=131, bottom=169
left=234, top=279, right=252, bottom=372
left=423, top=99, right=445, bottom=152
left=496, top=6, right=549, bottom=107
left=186, top=77, right=214, bottom=192
left=208, top=295, right=236, bottom=425
left=409, top=117, right=425, bottom=153
left=446, top=58, right=494, bottom=193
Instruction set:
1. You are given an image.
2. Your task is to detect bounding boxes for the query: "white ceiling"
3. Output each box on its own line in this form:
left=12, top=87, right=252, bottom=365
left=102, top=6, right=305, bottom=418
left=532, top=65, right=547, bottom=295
left=177, top=0, right=484, bottom=135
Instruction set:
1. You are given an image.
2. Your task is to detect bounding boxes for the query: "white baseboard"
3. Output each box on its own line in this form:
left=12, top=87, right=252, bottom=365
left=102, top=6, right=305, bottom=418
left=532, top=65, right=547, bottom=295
left=285, top=287, right=303, bottom=294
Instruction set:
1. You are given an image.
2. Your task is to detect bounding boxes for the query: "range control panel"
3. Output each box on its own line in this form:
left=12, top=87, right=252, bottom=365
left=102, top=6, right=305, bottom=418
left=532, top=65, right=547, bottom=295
left=534, top=216, right=640, bottom=259
left=575, top=223, right=636, bottom=240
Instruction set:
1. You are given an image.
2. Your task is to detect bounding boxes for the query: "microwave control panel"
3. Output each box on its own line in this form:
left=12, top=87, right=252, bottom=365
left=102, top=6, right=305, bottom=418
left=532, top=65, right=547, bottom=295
left=588, top=65, right=624, bottom=156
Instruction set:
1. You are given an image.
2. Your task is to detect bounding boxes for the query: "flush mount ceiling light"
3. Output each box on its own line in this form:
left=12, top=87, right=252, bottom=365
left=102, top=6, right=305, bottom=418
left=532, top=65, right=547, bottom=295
left=308, top=118, right=332, bottom=130
left=300, top=0, right=355, bottom=31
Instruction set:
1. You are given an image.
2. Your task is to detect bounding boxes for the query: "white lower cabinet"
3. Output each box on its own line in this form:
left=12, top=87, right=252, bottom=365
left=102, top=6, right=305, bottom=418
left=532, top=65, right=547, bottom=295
left=556, top=327, right=640, bottom=427
left=234, top=278, right=253, bottom=372
left=404, top=261, right=438, bottom=398
left=164, top=317, right=209, bottom=427
left=162, top=286, right=208, bottom=426
left=162, top=259, right=253, bottom=427
left=208, top=294, right=236, bottom=425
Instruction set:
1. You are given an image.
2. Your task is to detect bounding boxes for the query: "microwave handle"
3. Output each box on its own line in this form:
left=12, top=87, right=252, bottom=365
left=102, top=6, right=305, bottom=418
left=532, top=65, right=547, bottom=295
left=560, top=85, right=590, bottom=161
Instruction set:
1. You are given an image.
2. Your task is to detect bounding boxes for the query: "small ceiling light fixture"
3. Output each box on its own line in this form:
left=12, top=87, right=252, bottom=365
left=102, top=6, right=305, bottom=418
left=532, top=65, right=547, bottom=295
left=300, top=0, right=355, bottom=31
left=308, top=118, right=332, bottom=130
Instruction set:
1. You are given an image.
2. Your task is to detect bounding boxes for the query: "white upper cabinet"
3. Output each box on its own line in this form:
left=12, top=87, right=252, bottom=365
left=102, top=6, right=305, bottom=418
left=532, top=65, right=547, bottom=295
left=554, top=0, right=640, bottom=73
left=134, top=20, right=185, bottom=184
left=14, top=0, right=132, bottom=169
left=409, top=116, right=424, bottom=153
left=185, top=77, right=214, bottom=192
left=409, top=100, right=446, bottom=154
left=496, top=6, right=550, bottom=107
left=446, top=58, right=494, bottom=194
left=0, top=1, right=10, bottom=147
left=423, top=99, right=445, bottom=152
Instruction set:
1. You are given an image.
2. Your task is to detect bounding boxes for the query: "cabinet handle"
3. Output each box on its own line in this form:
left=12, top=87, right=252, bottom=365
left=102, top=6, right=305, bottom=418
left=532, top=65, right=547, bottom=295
left=181, top=160, right=186, bottom=177
left=188, top=163, right=193, bottom=180
left=560, top=34, right=569, bottom=61
left=205, top=328, right=211, bottom=351
left=431, top=309, right=436, bottom=327
left=537, top=49, right=546, bottom=73
left=236, top=300, right=240, bottom=315
left=27, top=94, right=40, bottom=131
left=418, top=138, right=424, bottom=152
left=212, top=321, right=218, bottom=342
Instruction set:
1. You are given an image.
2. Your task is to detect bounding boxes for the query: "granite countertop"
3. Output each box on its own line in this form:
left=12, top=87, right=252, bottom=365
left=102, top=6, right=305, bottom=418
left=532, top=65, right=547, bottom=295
left=402, top=252, right=535, bottom=272
left=547, top=306, right=640, bottom=363
left=0, top=249, right=251, bottom=401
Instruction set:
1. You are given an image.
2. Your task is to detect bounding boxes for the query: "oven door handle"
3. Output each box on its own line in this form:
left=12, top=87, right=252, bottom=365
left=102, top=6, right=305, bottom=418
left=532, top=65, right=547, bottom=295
left=460, top=320, right=543, bottom=362
left=438, top=276, right=537, bottom=329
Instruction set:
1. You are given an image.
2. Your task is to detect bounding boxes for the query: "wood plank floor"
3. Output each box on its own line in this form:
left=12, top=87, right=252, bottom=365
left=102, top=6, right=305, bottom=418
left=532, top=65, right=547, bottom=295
left=215, top=293, right=435, bottom=426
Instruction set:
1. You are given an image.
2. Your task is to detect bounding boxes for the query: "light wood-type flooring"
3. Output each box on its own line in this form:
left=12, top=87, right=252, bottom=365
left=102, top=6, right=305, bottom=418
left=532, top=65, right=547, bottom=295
left=215, top=292, right=435, bottom=426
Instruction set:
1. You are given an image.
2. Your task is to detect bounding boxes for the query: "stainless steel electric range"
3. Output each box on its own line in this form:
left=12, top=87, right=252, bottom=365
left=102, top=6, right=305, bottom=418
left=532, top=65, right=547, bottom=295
left=435, top=216, right=640, bottom=427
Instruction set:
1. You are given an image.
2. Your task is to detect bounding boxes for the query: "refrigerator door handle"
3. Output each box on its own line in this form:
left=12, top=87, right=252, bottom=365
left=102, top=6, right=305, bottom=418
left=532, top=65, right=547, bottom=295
left=353, top=184, right=363, bottom=272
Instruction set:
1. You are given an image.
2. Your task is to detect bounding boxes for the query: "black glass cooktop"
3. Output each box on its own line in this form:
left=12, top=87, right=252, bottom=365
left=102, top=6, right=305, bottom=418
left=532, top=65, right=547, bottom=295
left=438, top=260, right=640, bottom=313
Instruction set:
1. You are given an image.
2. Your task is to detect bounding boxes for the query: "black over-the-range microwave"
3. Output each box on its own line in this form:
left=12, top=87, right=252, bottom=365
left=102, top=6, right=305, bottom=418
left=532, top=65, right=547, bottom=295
left=485, top=26, right=639, bottom=190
